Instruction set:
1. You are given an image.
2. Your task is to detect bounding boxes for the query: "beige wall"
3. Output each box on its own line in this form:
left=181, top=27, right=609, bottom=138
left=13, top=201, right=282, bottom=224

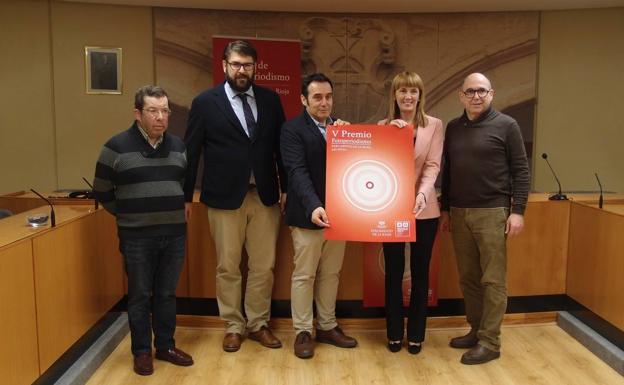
left=0, top=1, right=57, bottom=195
left=535, top=8, right=624, bottom=193
left=51, top=1, right=154, bottom=189
left=1, top=3, right=622, bottom=195
left=0, top=0, right=153, bottom=195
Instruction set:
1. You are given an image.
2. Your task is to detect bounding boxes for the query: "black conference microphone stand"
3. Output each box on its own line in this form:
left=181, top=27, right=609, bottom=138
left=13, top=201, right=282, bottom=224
left=595, top=173, right=603, bottom=209
left=82, top=177, right=99, bottom=210
left=541, top=153, right=568, bottom=201
left=30, top=189, right=56, bottom=227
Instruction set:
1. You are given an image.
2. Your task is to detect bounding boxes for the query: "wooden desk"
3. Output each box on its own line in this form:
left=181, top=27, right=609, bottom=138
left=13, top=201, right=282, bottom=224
left=0, top=205, right=94, bottom=246
left=567, top=202, right=624, bottom=331
left=527, top=192, right=624, bottom=203
left=0, top=238, right=39, bottom=385
left=0, top=206, right=124, bottom=377
left=0, top=190, right=95, bottom=215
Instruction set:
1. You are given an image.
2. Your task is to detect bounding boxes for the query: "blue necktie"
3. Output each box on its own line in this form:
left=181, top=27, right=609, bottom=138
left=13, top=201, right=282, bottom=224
left=318, top=123, right=326, bottom=139
left=238, top=93, right=256, bottom=138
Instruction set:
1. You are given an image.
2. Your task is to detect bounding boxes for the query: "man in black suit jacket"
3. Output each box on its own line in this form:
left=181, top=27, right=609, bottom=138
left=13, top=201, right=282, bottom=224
left=184, top=40, right=286, bottom=353
left=281, top=73, right=358, bottom=359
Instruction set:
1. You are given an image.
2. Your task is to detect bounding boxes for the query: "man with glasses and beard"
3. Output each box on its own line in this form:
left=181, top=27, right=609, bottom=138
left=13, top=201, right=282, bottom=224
left=184, top=40, right=286, bottom=353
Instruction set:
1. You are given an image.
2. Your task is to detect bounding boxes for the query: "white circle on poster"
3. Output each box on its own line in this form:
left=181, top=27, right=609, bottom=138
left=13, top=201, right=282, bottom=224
left=341, top=160, right=398, bottom=212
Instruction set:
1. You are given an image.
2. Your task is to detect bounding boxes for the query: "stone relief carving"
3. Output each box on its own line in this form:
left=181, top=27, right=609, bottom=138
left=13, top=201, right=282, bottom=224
left=299, top=17, right=401, bottom=122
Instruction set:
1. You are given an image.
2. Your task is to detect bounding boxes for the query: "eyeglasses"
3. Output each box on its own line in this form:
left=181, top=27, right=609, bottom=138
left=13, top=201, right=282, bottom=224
left=226, top=61, right=255, bottom=71
left=462, top=88, right=491, bottom=98
left=143, top=108, right=172, bottom=118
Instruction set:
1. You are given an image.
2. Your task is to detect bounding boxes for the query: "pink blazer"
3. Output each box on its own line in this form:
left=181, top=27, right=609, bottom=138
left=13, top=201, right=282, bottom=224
left=413, top=115, right=444, bottom=219
left=379, top=115, right=444, bottom=219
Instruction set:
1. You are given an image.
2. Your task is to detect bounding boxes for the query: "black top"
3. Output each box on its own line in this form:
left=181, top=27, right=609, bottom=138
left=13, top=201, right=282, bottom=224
left=183, top=82, right=286, bottom=209
left=93, top=122, right=187, bottom=238
left=441, top=107, right=530, bottom=215
left=281, top=110, right=329, bottom=229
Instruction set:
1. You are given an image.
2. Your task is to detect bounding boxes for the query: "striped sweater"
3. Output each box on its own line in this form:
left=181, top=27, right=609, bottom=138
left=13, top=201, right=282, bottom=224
left=93, top=122, right=187, bottom=239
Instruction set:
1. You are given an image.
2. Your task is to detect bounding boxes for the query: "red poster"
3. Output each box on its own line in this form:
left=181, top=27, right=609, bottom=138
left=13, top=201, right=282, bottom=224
left=362, top=237, right=441, bottom=307
left=212, top=36, right=301, bottom=119
left=325, top=124, right=415, bottom=242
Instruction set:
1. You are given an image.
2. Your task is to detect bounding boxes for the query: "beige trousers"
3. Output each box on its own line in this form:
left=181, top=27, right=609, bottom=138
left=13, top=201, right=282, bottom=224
left=207, top=188, right=280, bottom=334
left=290, top=227, right=346, bottom=334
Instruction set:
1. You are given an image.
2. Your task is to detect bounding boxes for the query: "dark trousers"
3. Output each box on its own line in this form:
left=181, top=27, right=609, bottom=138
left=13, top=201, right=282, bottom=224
left=383, top=218, right=438, bottom=342
left=119, top=234, right=185, bottom=355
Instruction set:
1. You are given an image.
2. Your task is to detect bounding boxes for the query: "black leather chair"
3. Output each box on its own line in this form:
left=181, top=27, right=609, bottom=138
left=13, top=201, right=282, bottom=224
left=0, top=209, right=13, bottom=219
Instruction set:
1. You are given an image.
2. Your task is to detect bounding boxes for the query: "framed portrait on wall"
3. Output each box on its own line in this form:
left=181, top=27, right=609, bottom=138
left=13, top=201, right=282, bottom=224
left=85, top=47, right=122, bottom=94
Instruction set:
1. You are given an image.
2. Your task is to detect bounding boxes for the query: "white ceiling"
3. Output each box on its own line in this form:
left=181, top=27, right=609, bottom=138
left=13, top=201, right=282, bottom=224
left=60, top=0, right=624, bottom=13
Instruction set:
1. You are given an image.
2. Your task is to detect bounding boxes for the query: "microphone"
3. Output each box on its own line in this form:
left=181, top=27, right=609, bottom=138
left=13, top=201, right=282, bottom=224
left=30, top=189, right=56, bottom=227
left=82, top=177, right=99, bottom=210
left=541, top=153, right=568, bottom=201
left=595, top=173, right=603, bottom=209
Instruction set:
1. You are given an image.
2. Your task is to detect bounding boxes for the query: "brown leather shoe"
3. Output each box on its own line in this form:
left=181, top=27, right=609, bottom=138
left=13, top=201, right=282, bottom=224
left=449, top=330, right=478, bottom=349
left=155, top=347, right=194, bottom=366
left=133, top=352, right=153, bottom=376
left=223, top=332, right=243, bottom=352
left=294, top=331, right=314, bottom=359
left=460, top=344, right=501, bottom=365
left=248, top=326, right=282, bottom=348
left=315, top=327, right=357, bottom=348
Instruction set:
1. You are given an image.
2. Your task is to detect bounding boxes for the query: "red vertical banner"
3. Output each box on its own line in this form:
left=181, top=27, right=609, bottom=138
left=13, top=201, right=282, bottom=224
left=212, top=36, right=301, bottom=119
left=362, top=234, right=441, bottom=307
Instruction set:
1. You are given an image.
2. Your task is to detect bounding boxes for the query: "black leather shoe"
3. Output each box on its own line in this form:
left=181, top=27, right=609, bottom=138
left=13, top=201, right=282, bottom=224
left=133, top=352, right=153, bottom=375
left=155, top=347, right=194, bottom=366
left=407, top=342, right=422, bottom=354
left=449, top=330, right=478, bottom=349
left=387, top=340, right=402, bottom=353
left=460, top=344, right=500, bottom=365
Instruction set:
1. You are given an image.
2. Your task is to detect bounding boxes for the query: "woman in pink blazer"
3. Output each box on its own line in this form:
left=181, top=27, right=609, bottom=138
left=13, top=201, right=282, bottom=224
left=378, top=72, right=444, bottom=354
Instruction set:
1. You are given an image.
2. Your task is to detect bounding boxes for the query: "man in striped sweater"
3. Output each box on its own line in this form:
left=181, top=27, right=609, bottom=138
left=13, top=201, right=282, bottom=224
left=94, top=85, right=193, bottom=376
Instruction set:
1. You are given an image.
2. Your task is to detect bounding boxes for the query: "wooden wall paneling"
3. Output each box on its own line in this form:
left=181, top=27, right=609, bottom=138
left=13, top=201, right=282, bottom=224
left=567, top=203, right=624, bottom=330
left=185, top=202, right=364, bottom=301
left=187, top=202, right=217, bottom=297
left=437, top=201, right=569, bottom=299
left=506, top=201, right=569, bottom=295
left=33, top=214, right=116, bottom=371
left=272, top=223, right=294, bottom=300
left=337, top=242, right=364, bottom=300
left=0, top=240, right=39, bottom=383
left=437, top=230, right=462, bottom=298
left=0, top=196, right=46, bottom=215
left=95, top=210, right=125, bottom=306
left=181, top=199, right=572, bottom=302
left=0, top=192, right=98, bottom=216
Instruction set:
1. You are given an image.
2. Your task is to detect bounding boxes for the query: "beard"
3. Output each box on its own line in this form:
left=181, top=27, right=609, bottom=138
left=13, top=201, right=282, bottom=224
left=225, top=71, right=254, bottom=92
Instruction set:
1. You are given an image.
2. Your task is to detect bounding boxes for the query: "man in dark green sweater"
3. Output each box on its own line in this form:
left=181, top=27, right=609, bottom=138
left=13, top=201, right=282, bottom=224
left=440, top=73, right=530, bottom=365
left=94, top=85, right=193, bottom=375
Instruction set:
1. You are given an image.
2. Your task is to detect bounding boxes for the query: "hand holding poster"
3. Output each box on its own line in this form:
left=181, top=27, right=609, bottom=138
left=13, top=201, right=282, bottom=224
left=324, top=124, right=416, bottom=242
